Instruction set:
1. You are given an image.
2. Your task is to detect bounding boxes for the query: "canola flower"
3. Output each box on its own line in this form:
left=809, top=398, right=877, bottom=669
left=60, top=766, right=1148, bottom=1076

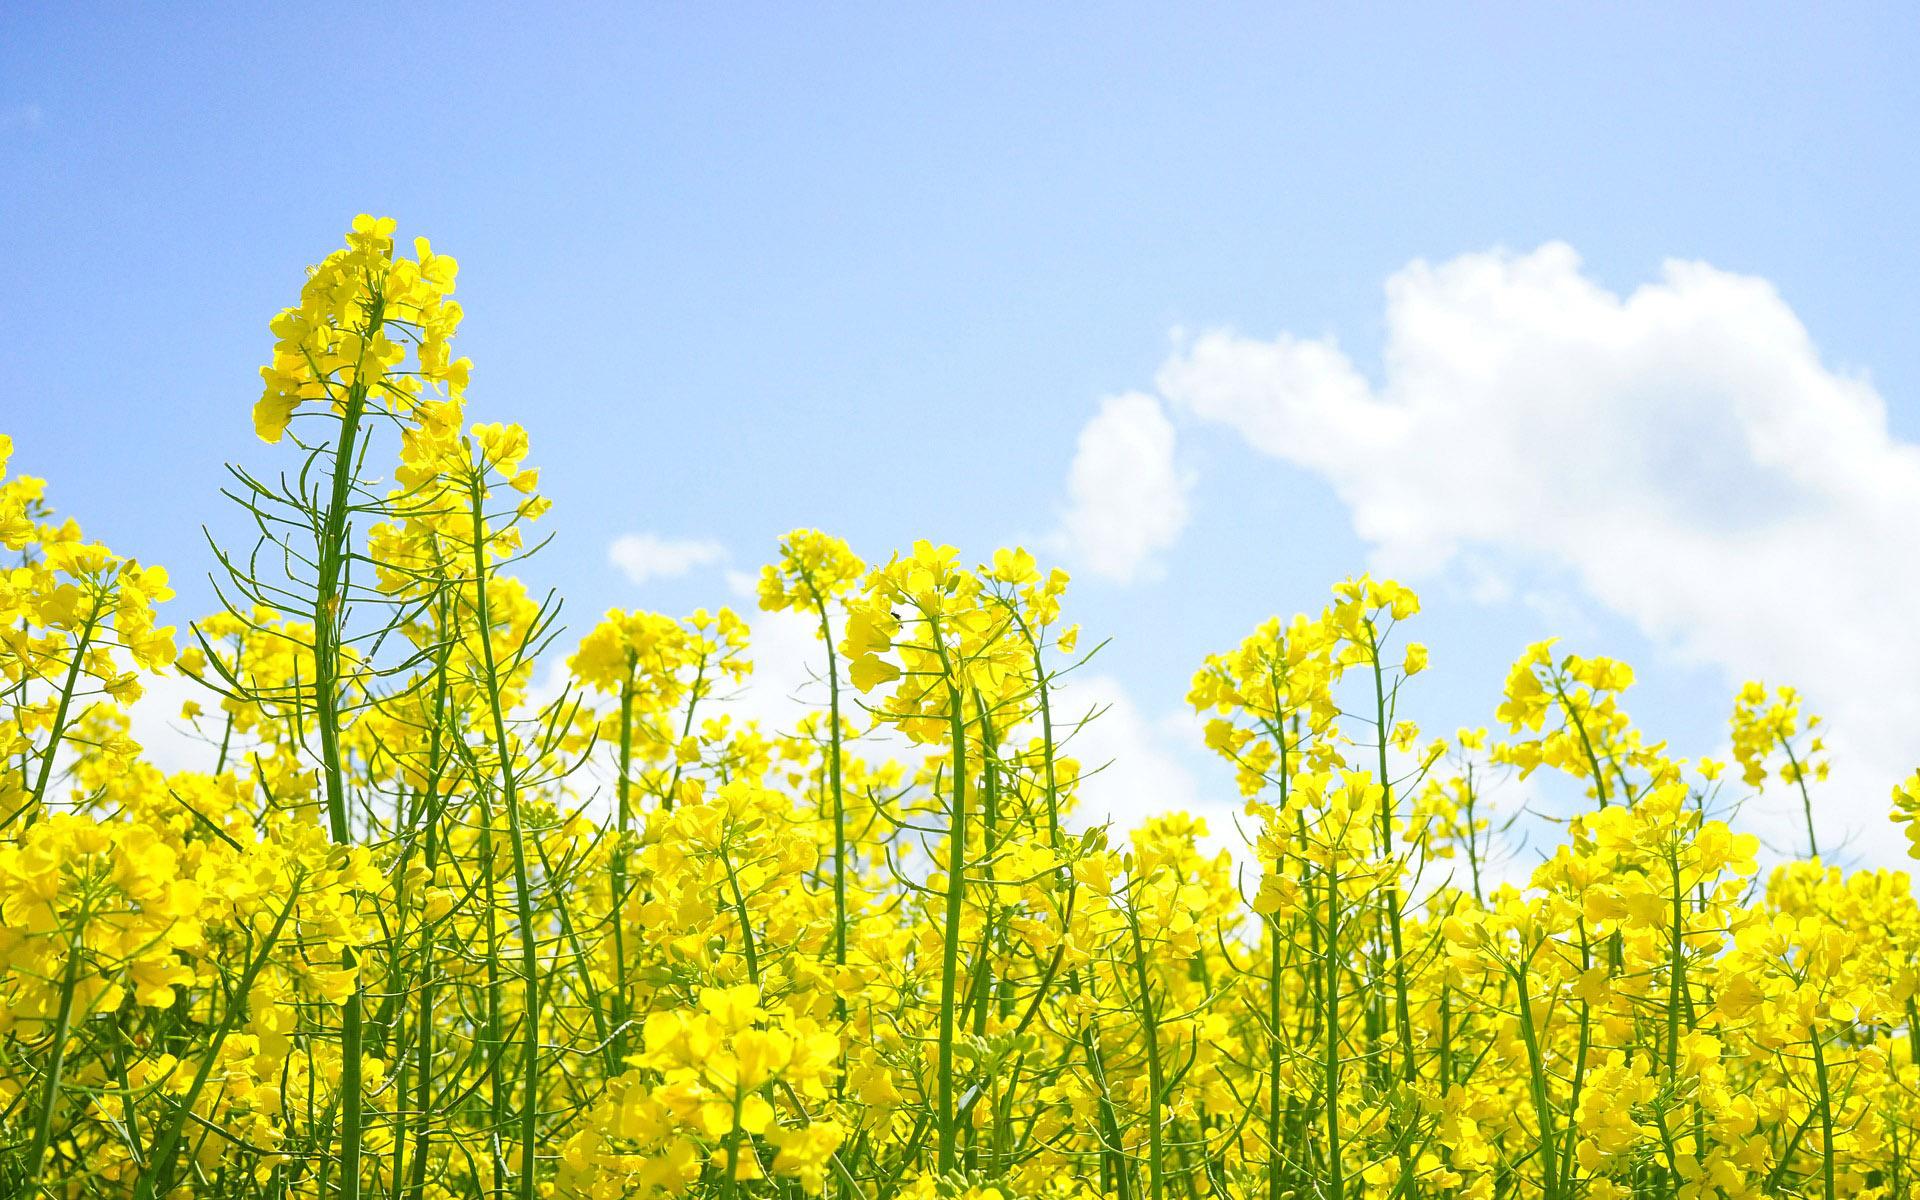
left=3, top=219, right=1920, bottom=1200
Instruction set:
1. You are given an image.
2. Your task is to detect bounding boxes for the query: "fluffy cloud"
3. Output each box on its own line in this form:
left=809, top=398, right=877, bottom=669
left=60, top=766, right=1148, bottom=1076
left=722, top=588, right=835, bottom=735
left=1052, top=392, right=1191, bottom=583
left=1051, top=673, right=1230, bottom=851
left=608, top=533, right=727, bottom=586
left=1156, top=243, right=1920, bottom=863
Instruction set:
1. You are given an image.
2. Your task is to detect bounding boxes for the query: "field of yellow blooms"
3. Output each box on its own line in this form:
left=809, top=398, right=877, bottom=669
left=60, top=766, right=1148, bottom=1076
left=6, top=216, right=1920, bottom=1200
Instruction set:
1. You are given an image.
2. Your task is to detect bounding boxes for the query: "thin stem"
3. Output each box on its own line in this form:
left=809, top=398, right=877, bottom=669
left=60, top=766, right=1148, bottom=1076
left=935, top=657, right=969, bottom=1175
left=23, top=921, right=86, bottom=1196
left=466, top=471, right=541, bottom=1200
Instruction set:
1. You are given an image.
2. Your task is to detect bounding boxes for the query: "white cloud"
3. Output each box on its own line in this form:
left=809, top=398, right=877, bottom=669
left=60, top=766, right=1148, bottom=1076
left=1052, top=393, right=1192, bottom=583
left=1047, top=673, right=1231, bottom=852
left=723, top=573, right=834, bottom=737
left=608, top=533, right=727, bottom=586
left=127, top=670, right=224, bottom=776
left=1156, top=243, right=1920, bottom=866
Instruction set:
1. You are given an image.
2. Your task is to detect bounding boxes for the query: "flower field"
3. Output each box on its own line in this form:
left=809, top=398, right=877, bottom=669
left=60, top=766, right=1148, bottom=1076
left=7, top=217, right=1920, bottom=1200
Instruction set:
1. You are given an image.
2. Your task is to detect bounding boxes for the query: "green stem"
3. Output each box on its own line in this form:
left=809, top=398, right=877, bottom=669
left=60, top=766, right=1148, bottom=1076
left=1513, top=964, right=1560, bottom=1200
left=23, top=923, right=86, bottom=1195
left=137, top=884, right=301, bottom=1200
left=466, top=473, right=540, bottom=1200
left=721, top=843, right=762, bottom=985
left=810, top=591, right=848, bottom=974
left=1125, top=897, right=1167, bottom=1200
left=1812, top=1033, right=1836, bottom=1200
left=609, top=667, right=635, bottom=1067
left=311, top=304, right=378, bottom=1200
left=405, top=610, right=452, bottom=1200
left=720, top=1094, right=745, bottom=1200
left=19, top=612, right=100, bottom=826
left=1367, top=630, right=1415, bottom=1084
left=1322, top=853, right=1344, bottom=1200
left=1267, top=717, right=1293, bottom=1200
left=935, top=664, right=969, bottom=1175
left=1781, top=736, right=1819, bottom=859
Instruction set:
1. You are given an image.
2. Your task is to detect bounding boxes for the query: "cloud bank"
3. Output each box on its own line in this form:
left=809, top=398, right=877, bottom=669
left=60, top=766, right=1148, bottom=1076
left=1156, top=243, right=1920, bottom=861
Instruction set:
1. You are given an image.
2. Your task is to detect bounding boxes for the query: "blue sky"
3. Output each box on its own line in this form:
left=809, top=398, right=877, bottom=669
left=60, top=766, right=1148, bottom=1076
left=5, top=4, right=1919, bottom=867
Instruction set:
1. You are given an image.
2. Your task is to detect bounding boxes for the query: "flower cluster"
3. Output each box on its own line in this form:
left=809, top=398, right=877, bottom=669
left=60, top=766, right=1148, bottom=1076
left=7, top=218, right=1920, bottom=1200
